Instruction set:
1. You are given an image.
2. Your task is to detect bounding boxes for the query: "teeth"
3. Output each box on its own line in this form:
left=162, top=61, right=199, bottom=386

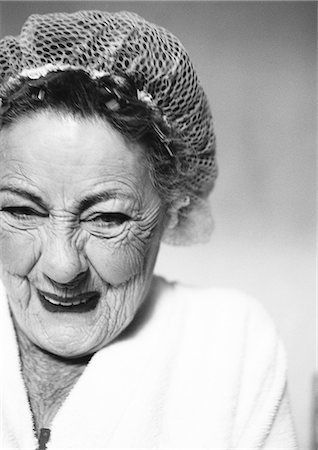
left=42, top=295, right=90, bottom=307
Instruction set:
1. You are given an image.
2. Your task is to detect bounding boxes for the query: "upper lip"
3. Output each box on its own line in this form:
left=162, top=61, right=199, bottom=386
left=38, top=289, right=98, bottom=302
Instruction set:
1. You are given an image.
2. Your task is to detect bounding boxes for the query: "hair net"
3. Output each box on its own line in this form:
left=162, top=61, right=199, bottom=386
left=0, top=10, right=217, bottom=244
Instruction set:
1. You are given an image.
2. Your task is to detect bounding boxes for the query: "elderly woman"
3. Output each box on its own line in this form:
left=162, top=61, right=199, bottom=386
left=0, top=10, right=297, bottom=450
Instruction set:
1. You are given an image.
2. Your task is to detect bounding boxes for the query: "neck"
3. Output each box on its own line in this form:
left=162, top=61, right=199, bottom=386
left=14, top=323, right=91, bottom=435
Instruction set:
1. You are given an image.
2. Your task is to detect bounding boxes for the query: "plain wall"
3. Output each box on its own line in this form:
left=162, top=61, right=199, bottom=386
left=0, top=2, right=316, bottom=448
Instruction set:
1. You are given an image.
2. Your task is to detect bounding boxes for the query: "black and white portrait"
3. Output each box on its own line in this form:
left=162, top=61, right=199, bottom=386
left=0, top=2, right=315, bottom=449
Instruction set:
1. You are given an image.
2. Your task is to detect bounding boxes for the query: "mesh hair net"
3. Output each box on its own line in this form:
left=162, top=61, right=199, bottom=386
left=0, top=10, right=217, bottom=245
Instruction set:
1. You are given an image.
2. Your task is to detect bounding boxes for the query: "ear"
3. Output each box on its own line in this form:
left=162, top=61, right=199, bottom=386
left=162, top=195, right=190, bottom=236
left=162, top=196, right=214, bottom=245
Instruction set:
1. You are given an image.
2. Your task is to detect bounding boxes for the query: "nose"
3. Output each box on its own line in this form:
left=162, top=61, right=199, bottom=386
left=40, top=232, right=88, bottom=285
left=46, top=270, right=89, bottom=290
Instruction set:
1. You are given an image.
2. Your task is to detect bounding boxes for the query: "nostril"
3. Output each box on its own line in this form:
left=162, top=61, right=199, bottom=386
left=45, top=270, right=89, bottom=289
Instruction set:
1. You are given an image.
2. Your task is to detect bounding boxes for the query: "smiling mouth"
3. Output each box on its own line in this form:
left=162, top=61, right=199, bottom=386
left=38, top=289, right=100, bottom=313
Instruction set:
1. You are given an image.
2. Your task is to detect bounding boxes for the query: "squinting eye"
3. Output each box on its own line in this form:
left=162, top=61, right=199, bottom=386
left=87, top=212, right=130, bottom=227
left=1, top=206, right=46, bottom=219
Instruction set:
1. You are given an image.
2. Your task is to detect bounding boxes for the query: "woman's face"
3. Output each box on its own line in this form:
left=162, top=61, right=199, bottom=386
left=0, top=111, right=166, bottom=357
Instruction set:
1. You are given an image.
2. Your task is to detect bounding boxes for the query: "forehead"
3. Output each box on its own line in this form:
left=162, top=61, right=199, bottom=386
left=0, top=111, right=151, bottom=200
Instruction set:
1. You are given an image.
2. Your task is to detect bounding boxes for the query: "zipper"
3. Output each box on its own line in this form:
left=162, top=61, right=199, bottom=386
left=37, top=428, right=51, bottom=450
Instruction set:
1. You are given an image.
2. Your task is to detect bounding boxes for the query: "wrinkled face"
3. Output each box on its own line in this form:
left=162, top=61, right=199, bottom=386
left=0, top=111, right=166, bottom=358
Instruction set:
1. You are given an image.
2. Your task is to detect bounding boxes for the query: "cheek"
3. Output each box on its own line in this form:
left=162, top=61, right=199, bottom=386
left=85, top=225, right=162, bottom=286
left=0, top=226, right=40, bottom=276
left=0, top=227, right=39, bottom=312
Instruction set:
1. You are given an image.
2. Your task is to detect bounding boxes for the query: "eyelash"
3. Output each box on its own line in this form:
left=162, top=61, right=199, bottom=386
left=1, top=206, right=46, bottom=219
left=1, top=207, right=131, bottom=229
left=85, top=212, right=130, bottom=226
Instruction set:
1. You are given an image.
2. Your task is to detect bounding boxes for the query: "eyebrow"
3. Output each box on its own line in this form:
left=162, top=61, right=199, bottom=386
left=78, top=191, right=133, bottom=212
left=0, top=187, right=48, bottom=209
left=0, top=186, right=134, bottom=212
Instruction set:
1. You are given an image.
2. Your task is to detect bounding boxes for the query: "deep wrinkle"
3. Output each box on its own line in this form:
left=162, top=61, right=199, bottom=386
left=0, top=111, right=170, bottom=433
left=0, top=111, right=167, bottom=360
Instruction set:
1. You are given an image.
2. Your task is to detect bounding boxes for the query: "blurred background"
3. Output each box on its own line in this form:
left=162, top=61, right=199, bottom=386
left=0, top=2, right=316, bottom=448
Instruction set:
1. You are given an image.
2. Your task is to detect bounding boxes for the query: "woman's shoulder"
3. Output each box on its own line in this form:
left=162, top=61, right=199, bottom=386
left=152, top=277, right=289, bottom=443
left=151, top=276, right=285, bottom=376
left=153, top=275, right=279, bottom=339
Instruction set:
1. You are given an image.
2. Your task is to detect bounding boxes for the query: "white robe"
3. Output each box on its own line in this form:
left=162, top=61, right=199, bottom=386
left=0, top=276, right=298, bottom=449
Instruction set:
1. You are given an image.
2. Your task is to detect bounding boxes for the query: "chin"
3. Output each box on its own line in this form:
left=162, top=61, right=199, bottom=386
left=35, top=335, right=100, bottom=359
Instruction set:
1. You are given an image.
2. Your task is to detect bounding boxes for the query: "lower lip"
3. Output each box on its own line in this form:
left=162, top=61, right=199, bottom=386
left=38, top=291, right=100, bottom=313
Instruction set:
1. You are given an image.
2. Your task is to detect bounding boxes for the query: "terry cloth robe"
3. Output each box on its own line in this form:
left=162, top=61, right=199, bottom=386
left=0, top=276, right=298, bottom=449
